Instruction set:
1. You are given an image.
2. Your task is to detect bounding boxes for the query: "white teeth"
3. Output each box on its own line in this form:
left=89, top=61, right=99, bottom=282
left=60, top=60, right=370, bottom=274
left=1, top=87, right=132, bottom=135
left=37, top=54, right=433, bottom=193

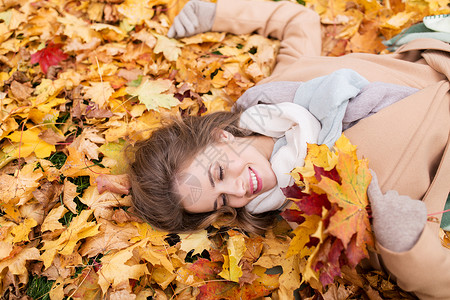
left=250, top=170, right=257, bottom=193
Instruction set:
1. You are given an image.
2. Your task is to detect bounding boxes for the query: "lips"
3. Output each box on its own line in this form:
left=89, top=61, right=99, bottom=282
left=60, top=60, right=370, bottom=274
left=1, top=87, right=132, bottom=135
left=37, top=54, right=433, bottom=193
left=249, top=167, right=262, bottom=194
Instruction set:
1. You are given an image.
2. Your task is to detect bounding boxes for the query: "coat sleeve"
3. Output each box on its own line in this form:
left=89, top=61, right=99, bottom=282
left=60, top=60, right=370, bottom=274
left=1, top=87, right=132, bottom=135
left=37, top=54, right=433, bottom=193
left=212, top=0, right=322, bottom=67
left=377, top=221, right=450, bottom=300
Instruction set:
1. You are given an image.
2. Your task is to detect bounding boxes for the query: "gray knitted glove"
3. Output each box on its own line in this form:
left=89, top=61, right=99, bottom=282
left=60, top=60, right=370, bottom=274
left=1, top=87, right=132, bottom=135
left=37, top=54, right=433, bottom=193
left=367, top=171, right=427, bottom=252
left=233, top=81, right=302, bottom=111
left=167, top=0, right=216, bottom=39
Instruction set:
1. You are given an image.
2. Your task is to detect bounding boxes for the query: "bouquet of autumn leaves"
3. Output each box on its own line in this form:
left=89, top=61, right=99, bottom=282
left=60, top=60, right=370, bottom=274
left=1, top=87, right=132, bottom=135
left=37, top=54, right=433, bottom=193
left=281, top=134, right=374, bottom=290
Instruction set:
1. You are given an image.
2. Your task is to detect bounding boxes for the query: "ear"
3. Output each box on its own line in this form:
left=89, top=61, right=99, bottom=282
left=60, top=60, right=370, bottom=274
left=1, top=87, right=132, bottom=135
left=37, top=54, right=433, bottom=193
left=216, top=129, right=235, bottom=142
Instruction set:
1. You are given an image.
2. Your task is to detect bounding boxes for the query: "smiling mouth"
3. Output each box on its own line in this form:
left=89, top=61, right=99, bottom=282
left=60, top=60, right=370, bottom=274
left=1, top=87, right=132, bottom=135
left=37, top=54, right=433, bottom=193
left=249, top=168, right=262, bottom=194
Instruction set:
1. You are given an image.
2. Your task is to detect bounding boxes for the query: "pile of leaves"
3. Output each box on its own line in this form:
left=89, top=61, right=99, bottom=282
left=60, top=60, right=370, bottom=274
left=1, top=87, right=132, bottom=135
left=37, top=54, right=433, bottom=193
left=281, top=135, right=374, bottom=289
left=0, top=0, right=449, bottom=299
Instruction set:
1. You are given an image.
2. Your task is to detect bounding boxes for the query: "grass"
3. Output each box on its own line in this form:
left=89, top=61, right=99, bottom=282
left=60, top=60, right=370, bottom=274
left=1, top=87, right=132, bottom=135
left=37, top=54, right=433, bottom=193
left=26, top=276, right=54, bottom=300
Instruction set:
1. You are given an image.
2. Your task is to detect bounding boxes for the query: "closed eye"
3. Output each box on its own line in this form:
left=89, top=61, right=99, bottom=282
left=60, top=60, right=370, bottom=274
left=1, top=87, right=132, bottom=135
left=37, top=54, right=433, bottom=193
left=222, top=194, right=227, bottom=207
left=219, top=165, right=224, bottom=180
left=218, top=165, right=227, bottom=207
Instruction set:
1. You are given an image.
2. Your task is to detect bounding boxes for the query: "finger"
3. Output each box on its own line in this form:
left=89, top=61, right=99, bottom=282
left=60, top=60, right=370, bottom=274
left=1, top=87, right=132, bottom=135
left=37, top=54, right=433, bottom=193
left=178, top=10, right=196, bottom=36
left=235, top=93, right=250, bottom=110
left=184, top=5, right=200, bottom=29
left=367, top=170, right=384, bottom=200
left=172, top=17, right=187, bottom=38
left=167, top=26, right=176, bottom=38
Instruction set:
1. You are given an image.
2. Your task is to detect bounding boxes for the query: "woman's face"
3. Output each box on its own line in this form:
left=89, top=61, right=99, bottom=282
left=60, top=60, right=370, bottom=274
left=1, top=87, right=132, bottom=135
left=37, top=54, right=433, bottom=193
left=175, top=131, right=277, bottom=213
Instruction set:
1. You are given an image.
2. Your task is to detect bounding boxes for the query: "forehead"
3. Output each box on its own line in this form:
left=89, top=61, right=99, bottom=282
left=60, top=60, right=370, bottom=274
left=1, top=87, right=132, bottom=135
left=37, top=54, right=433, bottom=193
left=175, top=171, right=205, bottom=208
left=175, top=142, right=237, bottom=212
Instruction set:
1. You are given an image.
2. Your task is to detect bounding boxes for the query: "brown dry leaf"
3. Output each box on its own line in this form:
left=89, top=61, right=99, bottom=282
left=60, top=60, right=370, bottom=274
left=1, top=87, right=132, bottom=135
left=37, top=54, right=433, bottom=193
left=38, top=128, right=66, bottom=145
left=0, top=0, right=439, bottom=297
left=79, top=185, right=131, bottom=220
left=97, top=239, right=149, bottom=294
left=10, top=81, right=34, bottom=101
left=0, top=163, right=43, bottom=206
left=40, top=209, right=100, bottom=269
left=79, top=218, right=139, bottom=257
left=0, top=246, right=40, bottom=277
left=95, top=174, right=130, bottom=195
left=63, top=179, right=79, bottom=214
left=41, top=205, right=68, bottom=232
left=68, top=267, right=102, bottom=300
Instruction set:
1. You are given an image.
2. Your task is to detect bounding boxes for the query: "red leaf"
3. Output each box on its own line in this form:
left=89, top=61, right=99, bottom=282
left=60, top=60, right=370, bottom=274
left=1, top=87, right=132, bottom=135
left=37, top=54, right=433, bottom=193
left=197, top=279, right=275, bottom=300
left=295, top=191, right=331, bottom=216
left=186, top=258, right=222, bottom=281
left=318, top=262, right=341, bottom=287
left=346, top=233, right=371, bottom=267
left=328, top=238, right=344, bottom=265
left=281, top=184, right=306, bottom=199
left=30, top=42, right=68, bottom=74
left=304, top=236, right=320, bottom=248
left=314, top=165, right=341, bottom=184
left=280, top=209, right=305, bottom=224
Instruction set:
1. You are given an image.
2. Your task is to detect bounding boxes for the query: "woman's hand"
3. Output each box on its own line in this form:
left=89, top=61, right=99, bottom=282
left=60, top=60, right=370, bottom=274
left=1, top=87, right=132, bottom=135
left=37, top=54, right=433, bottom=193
left=233, top=81, right=302, bottom=111
left=367, top=171, right=427, bottom=252
left=167, top=0, right=216, bottom=39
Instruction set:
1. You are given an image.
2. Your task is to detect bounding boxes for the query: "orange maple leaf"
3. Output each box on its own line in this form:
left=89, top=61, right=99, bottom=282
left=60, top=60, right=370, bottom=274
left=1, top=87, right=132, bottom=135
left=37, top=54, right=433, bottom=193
left=316, top=151, right=373, bottom=249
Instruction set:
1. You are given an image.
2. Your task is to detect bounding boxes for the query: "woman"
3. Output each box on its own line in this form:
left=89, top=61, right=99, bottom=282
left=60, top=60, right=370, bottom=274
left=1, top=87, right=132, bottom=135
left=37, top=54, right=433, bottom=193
left=131, top=0, right=450, bottom=299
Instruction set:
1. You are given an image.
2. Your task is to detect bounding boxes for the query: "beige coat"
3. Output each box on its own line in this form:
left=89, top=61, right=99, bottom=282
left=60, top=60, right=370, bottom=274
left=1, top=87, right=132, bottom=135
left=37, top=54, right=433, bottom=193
left=213, top=0, right=450, bottom=299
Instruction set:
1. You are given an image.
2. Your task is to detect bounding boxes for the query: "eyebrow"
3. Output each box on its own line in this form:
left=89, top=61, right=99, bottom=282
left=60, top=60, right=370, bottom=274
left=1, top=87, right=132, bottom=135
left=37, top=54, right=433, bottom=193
left=207, top=164, right=215, bottom=188
left=208, top=164, right=218, bottom=211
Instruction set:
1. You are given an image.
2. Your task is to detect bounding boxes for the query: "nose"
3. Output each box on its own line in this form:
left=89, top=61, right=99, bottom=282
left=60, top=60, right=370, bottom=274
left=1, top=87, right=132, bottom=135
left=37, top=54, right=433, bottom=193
left=220, top=176, right=247, bottom=207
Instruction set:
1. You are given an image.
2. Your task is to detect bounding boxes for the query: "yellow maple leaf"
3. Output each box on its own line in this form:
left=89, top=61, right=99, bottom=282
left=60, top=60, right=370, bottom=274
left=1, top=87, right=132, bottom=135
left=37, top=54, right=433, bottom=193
left=153, top=33, right=182, bottom=62
left=286, top=214, right=321, bottom=258
left=0, top=163, right=43, bottom=206
left=179, top=229, right=212, bottom=256
left=57, top=13, right=98, bottom=43
left=126, top=78, right=179, bottom=111
left=97, top=239, right=149, bottom=294
left=254, top=231, right=300, bottom=296
left=60, top=146, right=107, bottom=184
left=79, top=218, right=139, bottom=257
left=79, top=186, right=132, bottom=220
left=83, top=81, right=115, bottom=108
left=219, top=231, right=246, bottom=282
left=41, top=209, right=100, bottom=269
left=0, top=246, right=40, bottom=278
left=41, top=205, right=68, bottom=232
left=10, top=218, right=38, bottom=243
left=7, top=127, right=56, bottom=159
left=117, top=0, right=155, bottom=25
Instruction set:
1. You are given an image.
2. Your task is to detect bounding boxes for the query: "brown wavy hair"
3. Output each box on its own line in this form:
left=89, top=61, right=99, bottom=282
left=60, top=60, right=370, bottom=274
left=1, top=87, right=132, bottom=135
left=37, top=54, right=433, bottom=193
left=128, top=111, right=278, bottom=234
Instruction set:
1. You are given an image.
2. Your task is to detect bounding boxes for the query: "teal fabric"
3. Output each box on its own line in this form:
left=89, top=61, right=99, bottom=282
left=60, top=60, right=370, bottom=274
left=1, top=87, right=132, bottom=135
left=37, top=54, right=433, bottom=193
left=383, top=23, right=450, bottom=51
left=441, top=194, right=450, bottom=231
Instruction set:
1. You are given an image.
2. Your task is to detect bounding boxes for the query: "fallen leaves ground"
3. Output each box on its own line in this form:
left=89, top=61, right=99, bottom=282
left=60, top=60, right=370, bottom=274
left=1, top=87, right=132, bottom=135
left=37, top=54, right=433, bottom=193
left=0, top=0, right=449, bottom=299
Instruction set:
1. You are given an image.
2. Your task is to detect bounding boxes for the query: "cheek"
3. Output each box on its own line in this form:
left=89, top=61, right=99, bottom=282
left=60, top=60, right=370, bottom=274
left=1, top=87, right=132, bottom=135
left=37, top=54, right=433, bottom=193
left=228, top=197, right=252, bottom=208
